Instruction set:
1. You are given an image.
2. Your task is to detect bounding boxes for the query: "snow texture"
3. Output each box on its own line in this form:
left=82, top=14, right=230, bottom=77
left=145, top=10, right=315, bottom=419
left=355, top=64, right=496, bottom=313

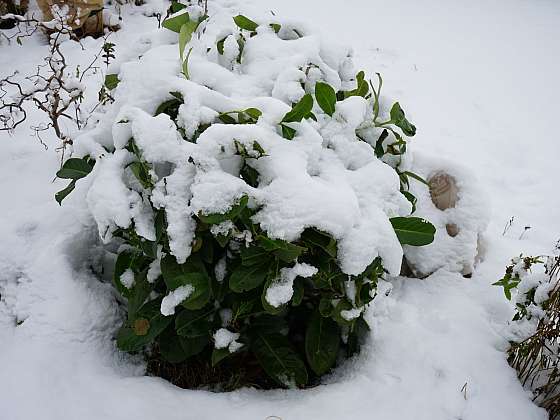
left=119, top=269, right=135, bottom=289
left=265, top=262, right=317, bottom=308
left=73, top=0, right=413, bottom=276
left=160, top=285, right=194, bottom=316
left=213, top=328, right=242, bottom=353
left=1, top=0, right=559, bottom=419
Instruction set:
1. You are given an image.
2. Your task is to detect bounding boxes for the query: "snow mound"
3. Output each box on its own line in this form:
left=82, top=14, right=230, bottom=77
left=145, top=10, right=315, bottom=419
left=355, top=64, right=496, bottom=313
left=73, top=1, right=417, bottom=277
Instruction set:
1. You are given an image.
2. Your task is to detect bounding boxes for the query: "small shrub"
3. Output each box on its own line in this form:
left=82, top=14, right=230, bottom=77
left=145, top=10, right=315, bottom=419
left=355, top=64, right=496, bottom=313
left=57, top=2, right=436, bottom=389
left=494, top=252, right=560, bottom=417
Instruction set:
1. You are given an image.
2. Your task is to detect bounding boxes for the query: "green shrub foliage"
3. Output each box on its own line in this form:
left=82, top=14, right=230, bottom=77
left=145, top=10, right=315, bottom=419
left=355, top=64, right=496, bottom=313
left=56, top=7, right=436, bottom=389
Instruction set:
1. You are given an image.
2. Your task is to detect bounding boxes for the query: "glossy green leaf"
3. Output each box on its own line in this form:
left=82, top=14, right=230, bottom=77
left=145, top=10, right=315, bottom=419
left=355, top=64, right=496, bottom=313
left=233, top=14, right=258, bottom=32
left=56, top=157, right=94, bottom=180
left=158, top=328, right=188, bottom=363
left=389, top=102, right=416, bottom=137
left=170, top=1, right=186, bottom=13
left=162, top=10, right=190, bottom=33
left=389, top=216, right=436, bottom=246
left=300, top=228, right=337, bottom=258
left=281, top=94, right=313, bottom=123
left=211, top=347, right=231, bottom=367
left=104, top=74, right=119, bottom=90
left=256, top=235, right=306, bottom=263
left=175, top=308, right=213, bottom=338
left=251, top=332, right=308, bottom=387
left=55, top=180, right=76, bottom=205
left=229, top=262, right=269, bottom=293
left=315, top=82, right=336, bottom=116
left=305, top=311, right=340, bottom=375
left=180, top=335, right=209, bottom=358
left=160, top=255, right=210, bottom=309
left=269, top=23, right=281, bottom=33
left=240, top=246, right=270, bottom=266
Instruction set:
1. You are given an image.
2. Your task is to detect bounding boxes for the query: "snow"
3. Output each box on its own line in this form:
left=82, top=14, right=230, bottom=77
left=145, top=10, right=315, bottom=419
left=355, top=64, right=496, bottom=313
left=71, top=1, right=412, bottom=276
left=146, top=246, right=163, bottom=283
left=119, top=269, right=135, bottom=289
left=264, top=262, right=317, bottom=308
left=213, top=328, right=242, bottom=352
left=160, top=285, right=194, bottom=316
left=1, top=0, right=559, bottom=419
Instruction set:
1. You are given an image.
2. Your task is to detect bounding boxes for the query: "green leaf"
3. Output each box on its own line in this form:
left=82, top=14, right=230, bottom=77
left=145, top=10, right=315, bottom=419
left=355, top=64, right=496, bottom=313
left=128, top=161, right=152, bottom=189
left=217, top=37, right=226, bottom=55
left=127, top=271, right=152, bottom=321
left=240, top=246, right=270, bottom=266
left=180, top=335, right=209, bottom=358
left=56, top=157, right=94, bottom=180
left=104, top=74, right=119, bottom=90
left=344, top=71, right=369, bottom=98
left=256, top=235, right=306, bottom=263
left=291, top=279, right=304, bottom=306
left=233, top=15, right=258, bottom=32
left=245, top=108, right=262, bottom=120
left=170, top=1, right=186, bottom=13
left=199, top=195, right=249, bottom=224
left=212, top=347, right=231, bottom=367
left=374, top=129, right=388, bottom=158
left=251, top=332, right=308, bottom=387
left=175, top=308, right=213, bottom=338
left=114, top=249, right=143, bottom=298
left=261, top=276, right=286, bottom=315
left=158, top=328, right=189, bottom=363
left=401, top=170, right=429, bottom=186
left=401, top=190, right=417, bottom=214
left=331, top=299, right=354, bottom=326
left=229, top=262, right=269, bottom=293
left=179, top=20, right=198, bottom=60
left=236, top=35, right=245, bottom=64
left=116, top=299, right=173, bottom=352
left=305, top=311, right=340, bottom=375
left=300, top=228, right=337, bottom=258
left=269, top=23, right=281, bottom=33
left=162, top=10, right=190, bottom=33
left=389, top=102, right=416, bottom=137
left=315, top=82, right=337, bottom=116
left=319, top=297, right=333, bottom=317
left=281, top=94, right=314, bottom=123
left=389, top=217, right=436, bottom=246
left=55, top=180, right=76, bottom=205
left=154, top=94, right=183, bottom=119
left=160, top=255, right=210, bottom=309
left=281, top=124, right=296, bottom=140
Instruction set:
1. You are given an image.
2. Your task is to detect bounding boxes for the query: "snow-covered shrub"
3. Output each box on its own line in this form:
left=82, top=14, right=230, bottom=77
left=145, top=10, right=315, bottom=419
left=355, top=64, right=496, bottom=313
left=57, top=1, right=437, bottom=389
left=496, top=253, right=560, bottom=417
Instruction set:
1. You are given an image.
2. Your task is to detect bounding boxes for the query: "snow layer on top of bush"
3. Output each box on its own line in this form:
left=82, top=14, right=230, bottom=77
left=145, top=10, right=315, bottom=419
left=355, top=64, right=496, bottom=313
left=74, top=2, right=412, bottom=275
left=1, top=0, right=559, bottom=419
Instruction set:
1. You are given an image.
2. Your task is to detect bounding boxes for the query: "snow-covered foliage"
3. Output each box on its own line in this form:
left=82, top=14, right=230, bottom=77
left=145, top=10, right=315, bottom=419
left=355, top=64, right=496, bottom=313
left=496, top=253, right=560, bottom=417
left=51, top=0, right=444, bottom=388
left=2, top=0, right=559, bottom=417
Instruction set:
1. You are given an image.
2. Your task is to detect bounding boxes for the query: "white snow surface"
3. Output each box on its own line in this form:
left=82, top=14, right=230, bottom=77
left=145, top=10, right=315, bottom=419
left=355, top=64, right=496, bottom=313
left=160, top=284, right=195, bottom=316
left=265, top=262, right=318, bottom=308
left=213, top=328, right=242, bottom=353
left=1, top=0, right=559, bottom=419
left=69, top=0, right=413, bottom=276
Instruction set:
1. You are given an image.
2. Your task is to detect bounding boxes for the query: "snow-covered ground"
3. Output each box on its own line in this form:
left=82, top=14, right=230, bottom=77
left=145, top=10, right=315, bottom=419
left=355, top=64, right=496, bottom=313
left=1, top=0, right=559, bottom=419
